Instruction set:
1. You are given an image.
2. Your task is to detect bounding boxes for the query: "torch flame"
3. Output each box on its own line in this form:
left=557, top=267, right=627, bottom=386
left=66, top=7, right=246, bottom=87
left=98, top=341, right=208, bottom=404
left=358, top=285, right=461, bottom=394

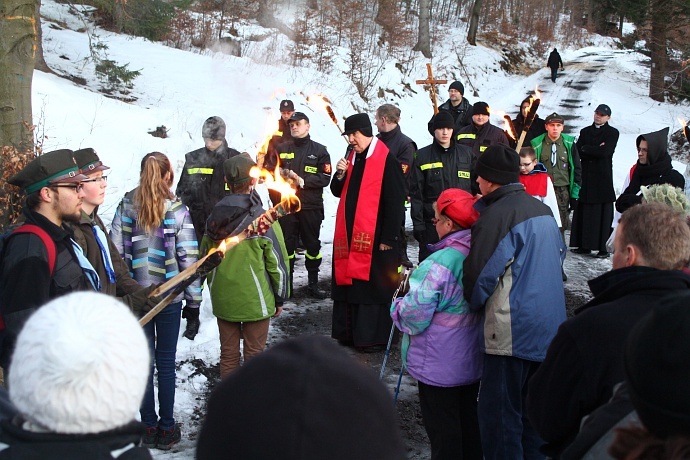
left=534, top=85, right=542, bottom=100
left=679, top=118, right=687, bottom=128
left=495, top=111, right=515, bottom=141
left=249, top=164, right=301, bottom=213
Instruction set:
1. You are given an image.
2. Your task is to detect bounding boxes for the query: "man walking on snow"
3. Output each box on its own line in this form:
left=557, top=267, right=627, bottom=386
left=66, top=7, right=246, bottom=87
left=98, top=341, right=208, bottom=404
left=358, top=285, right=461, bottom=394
left=547, top=48, right=564, bottom=83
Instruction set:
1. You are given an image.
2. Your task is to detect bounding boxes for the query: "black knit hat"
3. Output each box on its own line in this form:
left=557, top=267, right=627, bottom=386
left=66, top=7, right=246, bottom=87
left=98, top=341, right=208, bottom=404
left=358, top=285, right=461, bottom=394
left=279, top=99, right=295, bottom=112
left=625, top=292, right=690, bottom=438
left=202, top=116, right=226, bottom=140
left=474, top=144, right=520, bottom=185
left=223, top=153, right=255, bottom=184
left=544, top=112, right=565, bottom=125
left=472, top=101, right=490, bottom=116
left=197, top=336, right=407, bottom=460
left=449, top=80, right=465, bottom=95
left=343, top=113, right=373, bottom=137
left=9, top=149, right=88, bottom=194
left=73, top=148, right=110, bottom=174
left=432, top=111, right=455, bottom=131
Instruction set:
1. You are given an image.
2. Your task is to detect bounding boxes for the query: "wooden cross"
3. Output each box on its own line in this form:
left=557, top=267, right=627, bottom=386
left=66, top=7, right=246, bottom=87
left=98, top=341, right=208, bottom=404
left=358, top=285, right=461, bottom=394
left=416, top=63, right=447, bottom=115
left=352, top=232, right=372, bottom=253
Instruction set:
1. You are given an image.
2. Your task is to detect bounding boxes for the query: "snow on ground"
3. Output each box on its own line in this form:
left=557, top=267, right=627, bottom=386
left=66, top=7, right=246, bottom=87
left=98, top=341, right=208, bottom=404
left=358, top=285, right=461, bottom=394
left=28, top=2, right=690, bottom=456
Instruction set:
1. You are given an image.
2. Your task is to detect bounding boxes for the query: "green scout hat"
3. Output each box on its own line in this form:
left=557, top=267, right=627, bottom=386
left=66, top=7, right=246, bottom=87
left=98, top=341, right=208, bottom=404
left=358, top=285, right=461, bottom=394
left=9, top=149, right=88, bottom=194
left=73, top=148, right=110, bottom=173
left=224, top=153, right=256, bottom=184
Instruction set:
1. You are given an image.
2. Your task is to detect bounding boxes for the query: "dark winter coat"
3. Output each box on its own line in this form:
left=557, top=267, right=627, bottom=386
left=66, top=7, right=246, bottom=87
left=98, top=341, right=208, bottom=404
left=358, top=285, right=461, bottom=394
left=0, top=209, right=94, bottom=369
left=0, top=419, right=152, bottom=459
left=511, top=99, right=546, bottom=149
left=265, top=118, right=294, bottom=169
left=275, top=135, right=331, bottom=210
left=547, top=49, right=563, bottom=70
left=68, top=211, right=142, bottom=299
left=463, top=184, right=566, bottom=361
left=330, top=139, right=406, bottom=304
left=377, top=125, right=417, bottom=196
left=175, top=141, right=241, bottom=242
left=410, top=140, right=475, bottom=233
left=575, top=122, right=619, bottom=203
left=438, top=97, right=473, bottom=133
left=456, top=122, right=510, bottom=158
left=615, top=127, right=685, bottom=213
left=526, top=267, right=690, bottom=458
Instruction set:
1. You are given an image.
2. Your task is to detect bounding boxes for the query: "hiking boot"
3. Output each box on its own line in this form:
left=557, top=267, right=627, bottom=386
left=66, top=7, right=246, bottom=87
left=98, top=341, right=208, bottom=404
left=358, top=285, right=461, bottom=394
left=183, top=318, right=200, bottom=340
left=142, top=427, right=158, bottom=449
left=156, top=424, right=181, bottom=451
left=307, top=271, right=328, bottom=299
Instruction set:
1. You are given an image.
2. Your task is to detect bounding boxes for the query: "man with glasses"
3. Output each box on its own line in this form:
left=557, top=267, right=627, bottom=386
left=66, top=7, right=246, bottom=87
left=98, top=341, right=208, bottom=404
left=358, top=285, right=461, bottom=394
left=0, top=149, right=97, bottom=370
left=570, top=104, right=619, bottom=258
left=531, top=112, right=581, bottom=242
left=68, top=149, right=161, bottom=321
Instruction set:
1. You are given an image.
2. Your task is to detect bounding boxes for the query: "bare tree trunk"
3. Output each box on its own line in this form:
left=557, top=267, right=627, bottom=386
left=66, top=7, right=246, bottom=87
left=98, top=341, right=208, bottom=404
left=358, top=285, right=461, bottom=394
left=33, top=0, right=53, bottom=74
left=0, top=0, right=35, bottom=151
left=467, top=0, right=483, bottom=45
left=648, top=3, right=668, bottom=102
left=413, top=0, right=432, bottom=58
left=113, top=0, right=126, bottom=32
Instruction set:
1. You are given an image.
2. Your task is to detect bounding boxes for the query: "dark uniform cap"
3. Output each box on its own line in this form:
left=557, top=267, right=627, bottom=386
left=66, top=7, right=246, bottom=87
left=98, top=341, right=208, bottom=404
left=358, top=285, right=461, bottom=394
left=595, top=104, right=612, bottom=117
left=73, top=148, right=110, bottom=174
left=472, top=102, right=490, bottom=116
left=280, top=100, right=295, bottom=112
left=342, top=113, right=372, bottom=136
left=288, top=112, right=309, bottom=124
left=9, top=149, right=89, bottom=194
left=224, top=153, right=256, bottom=184
left=544, top=112, right=565, bottom=125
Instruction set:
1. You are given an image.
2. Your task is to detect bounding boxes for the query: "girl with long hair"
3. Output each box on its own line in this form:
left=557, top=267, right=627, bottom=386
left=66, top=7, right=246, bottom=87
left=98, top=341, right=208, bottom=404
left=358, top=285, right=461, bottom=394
left=111, top=152, right=202, bottom=450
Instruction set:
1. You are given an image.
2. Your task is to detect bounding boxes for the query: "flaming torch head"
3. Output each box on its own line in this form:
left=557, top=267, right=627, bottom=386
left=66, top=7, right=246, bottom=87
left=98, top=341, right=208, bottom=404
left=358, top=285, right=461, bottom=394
left=249, top=165, right=301, bottom=213
left=679, top=118, right=689, bottom=143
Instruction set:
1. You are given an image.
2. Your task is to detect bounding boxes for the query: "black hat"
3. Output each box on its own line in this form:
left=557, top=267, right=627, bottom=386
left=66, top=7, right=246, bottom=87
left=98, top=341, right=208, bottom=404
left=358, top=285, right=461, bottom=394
left=9, top=149, right=88, bottom=194
left=594, top=104, right=611, bottom=117
left=288, top=112, right=309, bottom=124
left=196, top=336, right=407, bottom=460
left=279, top=99, right=295, bottom=112
left=342, top=113, right=373, bottom=137
left=73, top=148, right=110, bottom=174
left=544, top=112, right=565, bottom=125
left=223, top=153, right=256, bottom=185
left=432, top=111, right=455, bottom=131
left=474, top=144, right=520, bottom=185
left=472, top=101, right=490, bottom=116
left=449, top=81, right=465, bottom=95
left=625, top=292, right=690, bottom=438
left=202, top=116, right=226, bottom=140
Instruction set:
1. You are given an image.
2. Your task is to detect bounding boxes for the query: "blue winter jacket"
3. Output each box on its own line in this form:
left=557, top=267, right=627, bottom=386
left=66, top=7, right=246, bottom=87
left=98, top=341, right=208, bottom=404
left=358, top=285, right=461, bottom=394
left=462, top=184, right=566, bottom=361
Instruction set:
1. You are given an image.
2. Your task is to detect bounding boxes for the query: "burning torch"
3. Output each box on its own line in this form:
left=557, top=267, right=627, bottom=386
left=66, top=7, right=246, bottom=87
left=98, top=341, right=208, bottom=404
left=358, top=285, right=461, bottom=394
left=307, top=94, right=352, bottom=179
left=515, top=87, right=542, bottom=151
left=680, top=118, right=689, bottom=144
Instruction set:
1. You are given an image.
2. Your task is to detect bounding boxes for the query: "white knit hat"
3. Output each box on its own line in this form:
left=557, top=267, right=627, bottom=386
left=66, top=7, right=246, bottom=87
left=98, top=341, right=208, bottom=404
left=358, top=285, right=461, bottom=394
left=9, top=292, right=150, bottom=434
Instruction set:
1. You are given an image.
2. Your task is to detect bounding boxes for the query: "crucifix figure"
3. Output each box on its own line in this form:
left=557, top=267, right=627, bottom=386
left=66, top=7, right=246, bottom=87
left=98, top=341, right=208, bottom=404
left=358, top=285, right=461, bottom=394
left=416, top=63, right=447, bottom=115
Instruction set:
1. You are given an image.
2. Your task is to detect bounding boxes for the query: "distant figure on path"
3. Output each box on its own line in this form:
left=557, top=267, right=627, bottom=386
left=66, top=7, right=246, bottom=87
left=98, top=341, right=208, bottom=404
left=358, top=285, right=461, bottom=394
left=547, top=48, right=564, bottom=83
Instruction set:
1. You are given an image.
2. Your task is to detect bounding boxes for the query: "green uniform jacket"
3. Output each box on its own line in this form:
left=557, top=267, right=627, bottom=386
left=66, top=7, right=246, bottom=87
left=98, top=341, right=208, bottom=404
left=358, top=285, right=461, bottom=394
left=531, top=133, right=582, bottom=200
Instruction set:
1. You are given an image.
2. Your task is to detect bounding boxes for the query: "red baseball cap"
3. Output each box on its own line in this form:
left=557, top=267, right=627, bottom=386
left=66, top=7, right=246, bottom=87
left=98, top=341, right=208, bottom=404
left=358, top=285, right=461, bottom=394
left=437, top=188, right=479, bottom=229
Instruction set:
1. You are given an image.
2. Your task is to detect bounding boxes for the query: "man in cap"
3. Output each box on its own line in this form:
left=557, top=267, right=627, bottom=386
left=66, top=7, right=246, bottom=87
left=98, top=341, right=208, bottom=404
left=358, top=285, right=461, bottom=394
left=176, top=116, right=241, bottom=244
left=266, top=99, right=296, bottom=163
left=456, top=101, right=510, bottom=158
left=570, top=104, right=619, bottom=258
left=527, top=203, right=690, bottom=458
left=531, top=112, right=581, bottom=242
left=0, top=149, right=97, bottom=370
left=275, top=112, right=331, bottom=298
left=411, top=111, right=476, bottom=262
left=331, top=113, right=406, bottom=352
left=463, top=144, right=566, bottom=459
left=375, top=104, right=417, bottom=266
left=67, top=149, right=162, bottom=325
left=437, top=81, right=473, bottom=133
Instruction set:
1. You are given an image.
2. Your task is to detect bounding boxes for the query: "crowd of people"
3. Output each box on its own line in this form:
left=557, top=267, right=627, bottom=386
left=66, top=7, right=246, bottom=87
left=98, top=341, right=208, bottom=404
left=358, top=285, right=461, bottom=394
left=0, top=76, right=690, bottom=459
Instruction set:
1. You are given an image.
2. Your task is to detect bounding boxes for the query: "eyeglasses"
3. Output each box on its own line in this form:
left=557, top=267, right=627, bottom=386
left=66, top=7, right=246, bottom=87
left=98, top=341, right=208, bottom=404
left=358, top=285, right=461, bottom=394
left=50, top=183, right=84, bottom=192
left=82, top=175, right=108, bottom=184
left=637, top=147, right=648, bottom=153
left=520, top=161, right=535, bottom=168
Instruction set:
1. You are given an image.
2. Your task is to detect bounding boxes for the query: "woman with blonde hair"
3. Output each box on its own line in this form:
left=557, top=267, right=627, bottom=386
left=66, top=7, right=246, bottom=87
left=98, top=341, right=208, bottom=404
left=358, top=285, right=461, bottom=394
left=111, top=152, right=202, bottom=450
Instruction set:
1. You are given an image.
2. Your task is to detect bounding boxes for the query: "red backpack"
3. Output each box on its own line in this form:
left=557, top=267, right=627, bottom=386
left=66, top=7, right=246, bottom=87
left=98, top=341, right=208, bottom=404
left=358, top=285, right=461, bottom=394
left=0, top=224, right=57, bottom=331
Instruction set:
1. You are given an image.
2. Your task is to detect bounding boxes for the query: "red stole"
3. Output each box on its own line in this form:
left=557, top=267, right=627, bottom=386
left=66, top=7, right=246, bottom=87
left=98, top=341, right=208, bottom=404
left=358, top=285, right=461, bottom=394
left=333, top=138, right=388, bottom=285
left=520, top=172, right=548, bottom=197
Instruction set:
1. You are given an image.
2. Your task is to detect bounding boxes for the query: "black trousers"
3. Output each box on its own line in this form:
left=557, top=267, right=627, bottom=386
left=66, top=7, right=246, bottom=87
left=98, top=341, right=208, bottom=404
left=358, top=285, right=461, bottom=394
left=280, top=208, right=323, bottom=272
left=418, top=381, right=483, bottom=460
left=331, top=301, right=393, bottom=348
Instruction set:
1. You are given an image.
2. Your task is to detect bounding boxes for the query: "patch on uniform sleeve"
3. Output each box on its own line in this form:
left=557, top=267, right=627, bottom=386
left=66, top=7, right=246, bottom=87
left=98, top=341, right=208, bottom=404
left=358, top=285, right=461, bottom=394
left=324, top=163, right=332, bottom=174
left=401, top=163, right=409, bottom=175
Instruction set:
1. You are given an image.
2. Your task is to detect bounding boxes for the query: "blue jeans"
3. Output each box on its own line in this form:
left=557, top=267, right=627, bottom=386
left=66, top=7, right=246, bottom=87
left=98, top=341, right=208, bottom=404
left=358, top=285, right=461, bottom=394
left=477, top=354, right=545, bottom=460
left=551, top=67, right=558, bottom=82
left=141, top=301, right=181, bottom=431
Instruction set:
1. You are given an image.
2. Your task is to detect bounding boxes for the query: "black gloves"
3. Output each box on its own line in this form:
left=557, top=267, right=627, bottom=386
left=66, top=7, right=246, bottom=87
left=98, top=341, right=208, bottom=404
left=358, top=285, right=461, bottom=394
left=182, top=306, right=200, bottom=321
left=182, top=306, right=200, bottom=340
left=570, top=197, right=579, bottom=211
left=413, top=230, right=425, bottom=243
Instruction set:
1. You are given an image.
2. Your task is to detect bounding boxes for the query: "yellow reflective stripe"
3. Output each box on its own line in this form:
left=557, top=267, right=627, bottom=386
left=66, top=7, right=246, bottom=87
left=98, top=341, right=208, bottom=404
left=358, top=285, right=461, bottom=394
left=479, top=145, right=488, bottom=152
left=187, top=168, right=214, bottom=174
left=305, top=252, right=322, bottom=260
left=458, top=171, right=470, bottom=179
left=225, top=183, right=230, bottom=190
left=304, top=166, right=318, bottom=174
left=457, top=133, right=476, bottom=140
left=279, top=153, right=295, bottom=159
left=420, top=162, right=444, bottom=171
